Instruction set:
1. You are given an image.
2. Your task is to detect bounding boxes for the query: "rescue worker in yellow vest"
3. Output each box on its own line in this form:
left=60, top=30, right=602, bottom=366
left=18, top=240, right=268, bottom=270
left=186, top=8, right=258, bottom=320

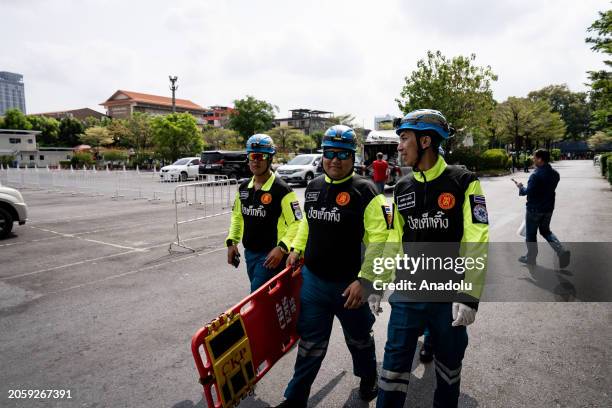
left=226, top=134, right=303, bottom=292
left=359, top=110, right=489, bottom=407
left=275, top=125, right=392, bottom=408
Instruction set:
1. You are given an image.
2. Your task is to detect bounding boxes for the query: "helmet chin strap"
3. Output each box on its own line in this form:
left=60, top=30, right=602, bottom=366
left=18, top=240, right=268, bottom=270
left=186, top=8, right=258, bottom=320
left=413, top=136, right=430, bottom=170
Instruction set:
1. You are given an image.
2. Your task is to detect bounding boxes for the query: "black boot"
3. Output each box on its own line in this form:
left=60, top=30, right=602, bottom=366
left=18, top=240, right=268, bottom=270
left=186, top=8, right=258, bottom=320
left=559, top=250, right=571, bottom=268
left=358, top=376, right=378, bottom=401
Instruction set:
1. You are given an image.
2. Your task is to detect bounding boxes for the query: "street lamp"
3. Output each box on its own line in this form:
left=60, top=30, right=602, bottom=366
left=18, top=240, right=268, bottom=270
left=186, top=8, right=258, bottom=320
left=169, top=76, right=178, bottom=113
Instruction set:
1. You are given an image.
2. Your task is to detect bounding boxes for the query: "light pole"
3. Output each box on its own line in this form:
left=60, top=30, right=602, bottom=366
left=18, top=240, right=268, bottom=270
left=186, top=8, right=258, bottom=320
left=169, top=76, right=178, bottom=113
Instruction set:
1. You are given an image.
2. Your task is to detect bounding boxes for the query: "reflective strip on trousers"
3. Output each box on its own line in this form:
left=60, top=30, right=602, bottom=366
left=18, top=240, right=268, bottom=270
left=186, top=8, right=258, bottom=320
left=378, top=380, right=409, bottom=393
left=345, top=335, right=374, bottom=350
left=297, top=339, right=329, bottom=357
left=380, top=369, right=411, bottom=382
left=434, top=359, right=462, bottom=385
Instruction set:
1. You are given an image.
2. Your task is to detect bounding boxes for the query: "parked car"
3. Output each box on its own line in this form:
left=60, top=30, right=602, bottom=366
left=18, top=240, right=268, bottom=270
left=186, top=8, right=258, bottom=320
left=160, top=157, right=200, bottom=182
left=0, top=184, right=28, bottom=239
left=275, top=154, right=322, bottom=185
left=199, top=150, right=250, bottom=180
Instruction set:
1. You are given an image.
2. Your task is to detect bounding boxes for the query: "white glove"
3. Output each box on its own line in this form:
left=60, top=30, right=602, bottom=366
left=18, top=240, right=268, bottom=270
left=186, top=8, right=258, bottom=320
left=451, top=302, right=476, bottom=326
left=368, top=294, right=382, bottom=316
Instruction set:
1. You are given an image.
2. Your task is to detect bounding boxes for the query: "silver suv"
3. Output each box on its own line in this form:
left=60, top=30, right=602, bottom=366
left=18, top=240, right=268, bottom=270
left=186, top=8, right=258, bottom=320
left=0, top=184, right=28, bottom=239
left=275, top=154, right=322, bottom=186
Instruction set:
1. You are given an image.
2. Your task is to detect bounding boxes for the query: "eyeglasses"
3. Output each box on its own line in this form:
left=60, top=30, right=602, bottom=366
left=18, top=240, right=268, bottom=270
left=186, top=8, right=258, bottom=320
left=248, top=152, right=270, bottom=161
left=322, top=150, right=352, bottom=160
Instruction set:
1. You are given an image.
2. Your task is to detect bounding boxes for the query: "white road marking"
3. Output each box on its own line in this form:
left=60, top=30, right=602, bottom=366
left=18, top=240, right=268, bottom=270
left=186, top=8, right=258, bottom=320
left=27, top=225, right=146, bottom=251
left=2, top=250, right=138, bottom=281
left=49, top=246, right=227, bottom=294
left=1, top=230, right=228, bottom=281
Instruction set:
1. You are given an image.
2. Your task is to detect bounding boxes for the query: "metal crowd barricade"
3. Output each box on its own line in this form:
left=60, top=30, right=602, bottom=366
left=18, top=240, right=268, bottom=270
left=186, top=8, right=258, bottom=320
left=169, top=179, right=236, bottom=253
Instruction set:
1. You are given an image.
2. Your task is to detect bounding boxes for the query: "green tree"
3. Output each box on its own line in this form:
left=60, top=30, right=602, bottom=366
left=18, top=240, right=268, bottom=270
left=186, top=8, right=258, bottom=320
left=586, top=9, right=612, bottom=134
left=106, top=119, right=131, bottom=146
left=123, top=112, right=154, bottom=152
left=151, top=113, right=203, bottom=162
left=587, top=131, right=612, bottom=150
left=228, top=96, right=278, bottom=142
left=2, top=108, right=32, bottom=130
left=495, top=97, right=565, bottom=151
left=28, top=115, right=60, bottom=146
left=58, top=117, right=84, bottom=147
left=528, top=84, right=592, bottom=139
left=397, top=50, right=497, bottom=146
left=310, top=130, right=325, bottom=148
left=202, top=127, right=242, bottom=150
left=267, top=126, right=315, bottom=153
left=82, top=126, right=113, bottom=149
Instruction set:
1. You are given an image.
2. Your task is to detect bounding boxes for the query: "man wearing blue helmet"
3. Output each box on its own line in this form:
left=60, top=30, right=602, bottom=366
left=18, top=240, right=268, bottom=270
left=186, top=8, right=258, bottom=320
left=275, top=125, right=392, bottom=407
left=359, top=109, right=489, bottom=407
left=226, top=134, right=303, bottom=292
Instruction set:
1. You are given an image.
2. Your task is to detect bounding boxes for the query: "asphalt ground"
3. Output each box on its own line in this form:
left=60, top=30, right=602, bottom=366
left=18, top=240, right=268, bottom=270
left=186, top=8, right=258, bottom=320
left=0, top=160, right=610, bottom=407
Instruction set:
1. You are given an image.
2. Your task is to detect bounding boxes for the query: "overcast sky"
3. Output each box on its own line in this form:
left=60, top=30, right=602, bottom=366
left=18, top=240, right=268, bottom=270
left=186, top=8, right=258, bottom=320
left=1, top=0, right=609, bottom=128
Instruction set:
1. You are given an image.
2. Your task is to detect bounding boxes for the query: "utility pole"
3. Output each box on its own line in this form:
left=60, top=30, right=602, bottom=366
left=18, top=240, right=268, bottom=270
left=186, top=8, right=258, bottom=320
left=169, top=76, right=178, bottom=113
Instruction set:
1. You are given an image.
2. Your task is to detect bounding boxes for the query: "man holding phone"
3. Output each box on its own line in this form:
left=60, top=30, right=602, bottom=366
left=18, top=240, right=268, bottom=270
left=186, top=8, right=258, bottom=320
left=512, top=149, right=570, bottom=267
left=225, top=134, right=303, bottom=292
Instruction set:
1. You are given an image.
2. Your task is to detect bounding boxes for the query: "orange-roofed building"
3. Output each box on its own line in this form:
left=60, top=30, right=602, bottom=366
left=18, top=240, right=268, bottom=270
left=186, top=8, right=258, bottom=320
left=100, top=90, right=210, bottom=126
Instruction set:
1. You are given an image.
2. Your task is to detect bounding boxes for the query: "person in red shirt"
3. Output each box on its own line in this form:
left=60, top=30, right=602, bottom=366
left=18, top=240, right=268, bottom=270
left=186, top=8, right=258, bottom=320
left=370, top=152, right=389, bottom=193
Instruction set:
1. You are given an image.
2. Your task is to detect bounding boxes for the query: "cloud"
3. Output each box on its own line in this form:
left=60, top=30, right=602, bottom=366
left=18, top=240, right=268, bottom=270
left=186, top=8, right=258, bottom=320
left=1, top=0, right=609, bottom=126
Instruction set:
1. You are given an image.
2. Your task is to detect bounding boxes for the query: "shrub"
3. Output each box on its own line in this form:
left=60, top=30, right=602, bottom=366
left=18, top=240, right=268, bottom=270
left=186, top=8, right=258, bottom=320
left=551, top=148, right=561, bottom=162
left=0, top=155, right=15, bottom=167
left=71, top=152, right=94, bottom=167
left=479, top=149, right=509, bottom=170
left=608, top=160, right=612, bottom=186
left=447, top=148, right=480, bottom=170
left=601, top=153, right=612, bottom=177
left=103, top=150, right=128, bottom=163
left=58, top=160, right=72, bottom=169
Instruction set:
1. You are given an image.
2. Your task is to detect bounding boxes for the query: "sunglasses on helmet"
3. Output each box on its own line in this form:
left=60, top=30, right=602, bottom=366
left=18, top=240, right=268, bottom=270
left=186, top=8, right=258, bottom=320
left=248, top=152, right=270, bottom=161
left=322, top=150, right=352, bottom=160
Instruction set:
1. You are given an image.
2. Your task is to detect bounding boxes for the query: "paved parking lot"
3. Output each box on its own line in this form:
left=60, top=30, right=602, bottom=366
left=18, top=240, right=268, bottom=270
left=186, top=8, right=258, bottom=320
left=0, top=161, right=610, bottom=407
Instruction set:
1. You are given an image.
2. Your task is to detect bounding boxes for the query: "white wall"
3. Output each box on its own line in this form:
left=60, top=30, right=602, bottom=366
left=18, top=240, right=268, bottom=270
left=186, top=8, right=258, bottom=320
left=0, top=133, right=37, bottom=152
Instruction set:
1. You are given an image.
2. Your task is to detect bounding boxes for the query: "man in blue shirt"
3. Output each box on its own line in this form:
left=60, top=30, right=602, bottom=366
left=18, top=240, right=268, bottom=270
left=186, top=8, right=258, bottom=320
left=513, top=149, right=570, bottom=267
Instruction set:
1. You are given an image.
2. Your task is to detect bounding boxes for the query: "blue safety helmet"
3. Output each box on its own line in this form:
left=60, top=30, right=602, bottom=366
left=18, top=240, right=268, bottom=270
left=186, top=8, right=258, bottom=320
left=246, top=134, right=276, bottom=155
left=394, top=109, right=454, bottom=140
left=321, top=125, right=357, bottom=152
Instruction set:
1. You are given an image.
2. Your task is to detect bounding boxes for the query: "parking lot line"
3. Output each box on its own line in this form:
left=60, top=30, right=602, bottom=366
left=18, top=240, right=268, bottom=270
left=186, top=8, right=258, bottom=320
left=48, top=246, right=227, bottom=295
left=28, top=225, right=146, bottom=251
left=2, top=249, right=139, bottom=281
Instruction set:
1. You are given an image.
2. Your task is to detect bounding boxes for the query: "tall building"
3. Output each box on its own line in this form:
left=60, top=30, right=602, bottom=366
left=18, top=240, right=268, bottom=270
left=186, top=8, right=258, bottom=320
left=0, top=71, right=27, bottom=115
